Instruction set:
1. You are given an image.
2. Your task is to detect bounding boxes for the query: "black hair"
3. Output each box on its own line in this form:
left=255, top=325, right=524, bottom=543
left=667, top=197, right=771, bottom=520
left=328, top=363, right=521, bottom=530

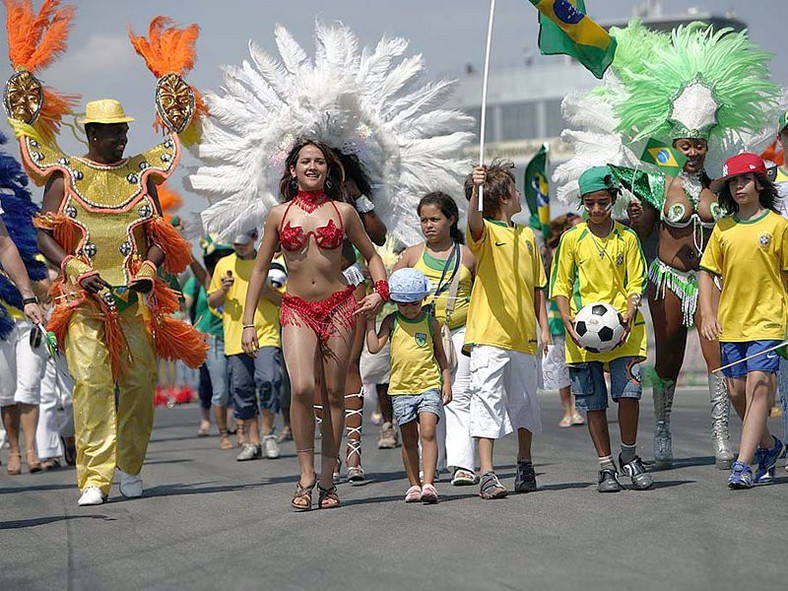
left=334, top=150, right=373, bottom=198
left=418, top=191, right=464, bottom=245
left=279, top=137, right=345, bottom=202
left=717, top=173, right=779, bottom=215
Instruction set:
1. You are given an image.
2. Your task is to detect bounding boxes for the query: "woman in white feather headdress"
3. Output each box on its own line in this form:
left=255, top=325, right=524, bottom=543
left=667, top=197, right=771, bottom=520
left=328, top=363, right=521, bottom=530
left=188, top=22, right=472, bottom=510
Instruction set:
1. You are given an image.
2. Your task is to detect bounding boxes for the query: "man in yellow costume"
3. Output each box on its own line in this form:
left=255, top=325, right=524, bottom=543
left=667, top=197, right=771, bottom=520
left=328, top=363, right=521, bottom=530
left=3, top=3, right=206, bottom=505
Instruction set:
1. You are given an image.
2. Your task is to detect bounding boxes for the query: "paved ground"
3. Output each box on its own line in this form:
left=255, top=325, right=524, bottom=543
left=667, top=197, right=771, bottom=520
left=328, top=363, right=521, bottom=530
left=1, top=390, right=786, bottom=591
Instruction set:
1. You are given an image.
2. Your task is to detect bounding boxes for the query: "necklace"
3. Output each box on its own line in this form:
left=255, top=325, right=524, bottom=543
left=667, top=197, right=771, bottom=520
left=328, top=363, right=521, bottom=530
left=679, top=171, right=704, bottom=212
left=589, top=221, right=615, bottom=260
left=294, top=189, right=327, bottom=213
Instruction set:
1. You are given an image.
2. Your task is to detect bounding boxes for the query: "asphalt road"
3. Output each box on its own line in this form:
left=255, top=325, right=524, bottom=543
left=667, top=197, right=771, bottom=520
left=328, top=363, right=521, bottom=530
left=1, top=390, right=786, bottom=591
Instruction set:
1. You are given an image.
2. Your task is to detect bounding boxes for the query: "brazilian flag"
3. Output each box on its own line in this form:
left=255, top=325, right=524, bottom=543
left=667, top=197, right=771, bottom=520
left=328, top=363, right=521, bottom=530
left=523, top=144, right=550, bottom=238
left=530, top=0, right=616, bottom=79
left=641, top=138, right=687, bottom=176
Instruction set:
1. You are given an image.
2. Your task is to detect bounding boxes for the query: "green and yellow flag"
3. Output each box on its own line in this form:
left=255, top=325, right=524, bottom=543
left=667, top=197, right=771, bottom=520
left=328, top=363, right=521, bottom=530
left=641, top=138, right=687, bottom=176
left=529, top=0, right=616, bottom=79
left=524, top=144, right=550, bottom=238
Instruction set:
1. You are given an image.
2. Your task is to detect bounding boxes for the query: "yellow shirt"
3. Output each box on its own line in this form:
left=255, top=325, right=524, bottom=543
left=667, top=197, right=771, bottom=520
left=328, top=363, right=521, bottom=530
left=412, top=245, right=472, bottom=330
left=388, top=310, right=441, bottom=395
left=549, top=221, right=647, bottom=363
left=776, top=166, right=788, bottom=183
left=464, top=219, right=546, bottom=355
left=700, top=210, right=788, bottom=342
left=209, top=253, right=281, bottom=355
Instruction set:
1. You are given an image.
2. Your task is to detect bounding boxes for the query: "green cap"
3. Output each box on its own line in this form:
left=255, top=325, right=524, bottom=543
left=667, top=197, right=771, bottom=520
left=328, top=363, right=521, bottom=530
left=200, top=233, right=233, bottom=257
left=779, top=110, right=788, bottom=134
left=578, top=166, right=618, bottom=197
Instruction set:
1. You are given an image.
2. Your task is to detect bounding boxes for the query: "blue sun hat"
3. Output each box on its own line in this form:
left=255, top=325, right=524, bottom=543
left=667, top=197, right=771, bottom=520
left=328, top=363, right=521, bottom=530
left=389, top=268, right=432, bottom=303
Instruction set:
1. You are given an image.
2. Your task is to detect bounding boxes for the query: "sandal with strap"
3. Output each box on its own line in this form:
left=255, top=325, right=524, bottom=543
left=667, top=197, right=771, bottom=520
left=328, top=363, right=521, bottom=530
left=6, top=453, right=21, bottom=475
left=291, top=479, right=316, bottom=512
left=346, top=439, right=365, bottom=485
left=26, top=449, right=42, bottom=474
left=218, top=428, right=234, bottom=450
left=318, top=483, right=340, bottom=509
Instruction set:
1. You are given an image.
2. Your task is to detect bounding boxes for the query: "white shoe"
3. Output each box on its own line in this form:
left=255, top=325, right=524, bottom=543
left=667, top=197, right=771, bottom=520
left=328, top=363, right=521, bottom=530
left=118, top=470, right=144, bottom=498
left=262, top=434, right=280, bottom=459
left=78, top=486, right=106, bottom=506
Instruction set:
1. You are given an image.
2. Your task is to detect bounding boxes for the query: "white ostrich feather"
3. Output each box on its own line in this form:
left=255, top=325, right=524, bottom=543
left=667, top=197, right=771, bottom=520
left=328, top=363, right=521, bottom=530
left=189, top=22, right=473, bottom=245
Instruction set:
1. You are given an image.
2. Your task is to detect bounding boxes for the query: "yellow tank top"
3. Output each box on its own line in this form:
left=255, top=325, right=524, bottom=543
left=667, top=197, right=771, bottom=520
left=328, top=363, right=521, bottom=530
left=388, top=310, right=442, bottom=395
left=412, top=244, right=472, bottom=330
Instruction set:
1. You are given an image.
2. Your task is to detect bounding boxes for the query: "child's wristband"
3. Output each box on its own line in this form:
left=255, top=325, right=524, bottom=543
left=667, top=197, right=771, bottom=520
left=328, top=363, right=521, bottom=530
left=373, top=280, right=389, bottom=302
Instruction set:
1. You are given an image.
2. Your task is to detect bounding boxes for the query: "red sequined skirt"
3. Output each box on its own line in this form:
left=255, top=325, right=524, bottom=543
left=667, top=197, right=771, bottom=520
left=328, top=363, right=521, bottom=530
left=280, top=286, right=358, bottom=350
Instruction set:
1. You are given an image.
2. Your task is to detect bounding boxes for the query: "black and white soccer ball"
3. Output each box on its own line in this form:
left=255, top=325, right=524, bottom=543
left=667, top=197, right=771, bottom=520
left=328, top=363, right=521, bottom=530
left=574, top=302, right=625, bottom=353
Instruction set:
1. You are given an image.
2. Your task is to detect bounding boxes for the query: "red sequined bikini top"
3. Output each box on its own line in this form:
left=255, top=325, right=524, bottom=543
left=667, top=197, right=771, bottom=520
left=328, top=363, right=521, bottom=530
left=279, top=190, right=344, bottom=252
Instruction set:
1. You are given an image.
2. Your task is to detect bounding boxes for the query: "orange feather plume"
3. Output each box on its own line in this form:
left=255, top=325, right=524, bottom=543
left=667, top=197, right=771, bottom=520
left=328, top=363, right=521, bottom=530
left=148, top=215, right=193, bottom=275
left=128, top=16, right=199, bottom=78
left=762, top=139, right=784, bottom=167
left=156, top=182, right=183, bottom=223
left=5, top=0, right=75, bottom=72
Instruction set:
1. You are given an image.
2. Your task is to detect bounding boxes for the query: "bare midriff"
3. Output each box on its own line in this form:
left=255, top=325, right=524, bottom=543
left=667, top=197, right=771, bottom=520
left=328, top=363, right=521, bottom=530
left=657, top=184, right=717, bottom=273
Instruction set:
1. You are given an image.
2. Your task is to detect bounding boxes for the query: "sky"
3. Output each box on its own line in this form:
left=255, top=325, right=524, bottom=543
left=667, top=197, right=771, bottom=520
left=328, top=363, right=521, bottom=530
left=1, top=0, right=786, bottom=230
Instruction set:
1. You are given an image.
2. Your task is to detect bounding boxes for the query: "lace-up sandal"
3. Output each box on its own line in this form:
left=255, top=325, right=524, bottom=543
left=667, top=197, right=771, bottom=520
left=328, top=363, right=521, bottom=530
left=318, top=484, right=340, bottom=509
left=292, top=480, right=316, bottom=512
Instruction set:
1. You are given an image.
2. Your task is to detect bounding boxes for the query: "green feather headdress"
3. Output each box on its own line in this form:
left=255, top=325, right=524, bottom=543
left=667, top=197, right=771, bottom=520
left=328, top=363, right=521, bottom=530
left=613, top=23, right=780, bottom=143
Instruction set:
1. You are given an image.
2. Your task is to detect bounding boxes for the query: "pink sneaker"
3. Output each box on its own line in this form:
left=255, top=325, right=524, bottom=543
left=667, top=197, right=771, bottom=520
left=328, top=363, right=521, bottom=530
left=420, top=483, right=439, bottom=504
left=404, top=485, right=422, bottom=502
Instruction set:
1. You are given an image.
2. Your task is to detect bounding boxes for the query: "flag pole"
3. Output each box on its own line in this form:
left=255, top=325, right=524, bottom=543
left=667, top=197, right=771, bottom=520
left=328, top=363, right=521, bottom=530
left=478, top=0, right=496, bottom=211
left=711, top=339, right=788, bottom=374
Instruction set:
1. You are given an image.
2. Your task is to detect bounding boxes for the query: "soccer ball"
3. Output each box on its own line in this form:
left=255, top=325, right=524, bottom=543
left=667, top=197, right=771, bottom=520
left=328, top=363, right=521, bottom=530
left=574, top=302, right=625, bottom=353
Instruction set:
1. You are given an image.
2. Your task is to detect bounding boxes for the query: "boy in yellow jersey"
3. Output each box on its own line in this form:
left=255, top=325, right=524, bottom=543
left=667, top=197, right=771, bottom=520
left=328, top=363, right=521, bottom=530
left=208, top=230, right=283, bottom=462
left=700, top=153, right=788, bottom=489
left=366, top=268, right=452, bottom=503
left=551, top=167, right=653, bottom=493
left=465, top=161, right=550, bottom=499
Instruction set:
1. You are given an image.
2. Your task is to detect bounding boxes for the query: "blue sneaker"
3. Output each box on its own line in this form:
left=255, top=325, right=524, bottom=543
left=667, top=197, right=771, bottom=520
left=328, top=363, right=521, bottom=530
left=755, top=436, right=785, bottom=484
left=728, top=460, right=753, bottom=489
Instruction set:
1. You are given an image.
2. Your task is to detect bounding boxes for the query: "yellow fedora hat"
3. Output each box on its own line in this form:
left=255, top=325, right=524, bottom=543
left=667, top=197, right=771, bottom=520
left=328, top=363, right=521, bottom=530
left=78, top=99, right=135, bottom=125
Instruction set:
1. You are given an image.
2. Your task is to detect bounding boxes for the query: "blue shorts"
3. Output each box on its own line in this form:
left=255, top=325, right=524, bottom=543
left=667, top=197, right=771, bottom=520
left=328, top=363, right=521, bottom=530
left=720, top=340, right=781, bottom=378
left=568, top=357, right=642, bottom=412
left=391, top=389, right=442, bottom=425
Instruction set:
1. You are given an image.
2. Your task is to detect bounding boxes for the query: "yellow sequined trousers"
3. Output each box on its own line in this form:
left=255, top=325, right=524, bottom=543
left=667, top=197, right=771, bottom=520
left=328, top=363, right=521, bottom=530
left=65, top=302, right=156, bottom=495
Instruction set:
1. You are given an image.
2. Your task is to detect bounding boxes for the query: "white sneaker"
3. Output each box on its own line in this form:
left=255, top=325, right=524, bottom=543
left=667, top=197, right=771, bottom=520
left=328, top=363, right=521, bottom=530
left=78, top=486, right=106, bottom=506
left=118, top=470, right=144, bottom=498
left=262, top=434, right=280, bottom=459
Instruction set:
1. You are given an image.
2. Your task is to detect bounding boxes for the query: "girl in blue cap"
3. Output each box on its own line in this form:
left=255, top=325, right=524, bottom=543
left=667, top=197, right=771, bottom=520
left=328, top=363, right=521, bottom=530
left=366, top=268, right=452, bottom=503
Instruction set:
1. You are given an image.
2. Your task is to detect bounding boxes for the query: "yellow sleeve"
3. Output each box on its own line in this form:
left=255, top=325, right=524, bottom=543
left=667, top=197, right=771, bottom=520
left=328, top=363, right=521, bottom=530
left=699, top=225, right=723, bottom=276
left=780, top=221, right=788, bottom=273
left=624, top=229, right=647, bottom=297
left=530, top=228, right=547, bottom=289
left=466, top=219, right=489, bottom=257
left=549, top=230, right=575, bottom=300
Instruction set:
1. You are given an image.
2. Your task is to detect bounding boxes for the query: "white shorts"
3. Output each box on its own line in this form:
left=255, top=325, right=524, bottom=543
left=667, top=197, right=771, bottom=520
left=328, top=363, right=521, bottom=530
left=542, top=334, right=571, bottom=390
left=0, top=319, right=48, bottom=406
left=469, top=345, right=542, bottom=439
left=360, top=321, right=391, bottom=384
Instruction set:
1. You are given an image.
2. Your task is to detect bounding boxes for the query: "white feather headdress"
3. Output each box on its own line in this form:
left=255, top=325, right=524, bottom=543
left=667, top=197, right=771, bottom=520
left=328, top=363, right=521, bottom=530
left=187, top=22, right=474, bottom=246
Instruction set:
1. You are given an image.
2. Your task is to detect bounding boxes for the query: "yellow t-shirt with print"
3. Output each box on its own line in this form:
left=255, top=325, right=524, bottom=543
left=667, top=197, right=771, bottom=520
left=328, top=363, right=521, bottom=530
left=464, top=219, right=546, bottom=355
left=388, top=310, right=442, bottom=395
left=412, top=245, right=472, bottom=330
left=209, top=253, right=281, bottom=355
left=549, top=221, right=647, bottom=364
left=700, top=210, right=788, bottom=342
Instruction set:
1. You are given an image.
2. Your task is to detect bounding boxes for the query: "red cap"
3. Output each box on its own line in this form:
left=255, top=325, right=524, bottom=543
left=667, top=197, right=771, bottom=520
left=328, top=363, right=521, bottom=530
left=710, top=153, right=767, bottom=193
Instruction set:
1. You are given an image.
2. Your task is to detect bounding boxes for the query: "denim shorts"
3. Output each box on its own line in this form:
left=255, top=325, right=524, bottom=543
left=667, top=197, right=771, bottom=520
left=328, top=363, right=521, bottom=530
left=391, top=389, right=442, bottom=425
left=227, top=347, right=282, bottom=420
left=720, top=340, right=782, bottom=378
left=568, top=357, right=642, bottom=412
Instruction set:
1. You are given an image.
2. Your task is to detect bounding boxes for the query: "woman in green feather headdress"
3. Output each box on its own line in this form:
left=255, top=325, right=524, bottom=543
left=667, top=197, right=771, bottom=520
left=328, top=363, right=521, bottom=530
left=555, top=21, right=781, bottom=471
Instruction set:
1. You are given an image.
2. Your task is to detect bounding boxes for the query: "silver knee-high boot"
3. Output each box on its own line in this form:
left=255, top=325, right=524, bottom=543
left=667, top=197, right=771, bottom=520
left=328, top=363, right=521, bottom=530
left=653, top=380, right=676, bottom=469
left=709, top=373, right=733, bottom=470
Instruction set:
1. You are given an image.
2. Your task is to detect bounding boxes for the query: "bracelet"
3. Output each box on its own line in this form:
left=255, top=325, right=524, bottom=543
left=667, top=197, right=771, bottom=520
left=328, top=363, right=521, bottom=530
left=373, top=279, right=389, bottom=302
left=22, top=296, right=38, bottom=306
left=242, top=324, right=255, bottom=329
left=354, top=194, right=375, bottom=214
